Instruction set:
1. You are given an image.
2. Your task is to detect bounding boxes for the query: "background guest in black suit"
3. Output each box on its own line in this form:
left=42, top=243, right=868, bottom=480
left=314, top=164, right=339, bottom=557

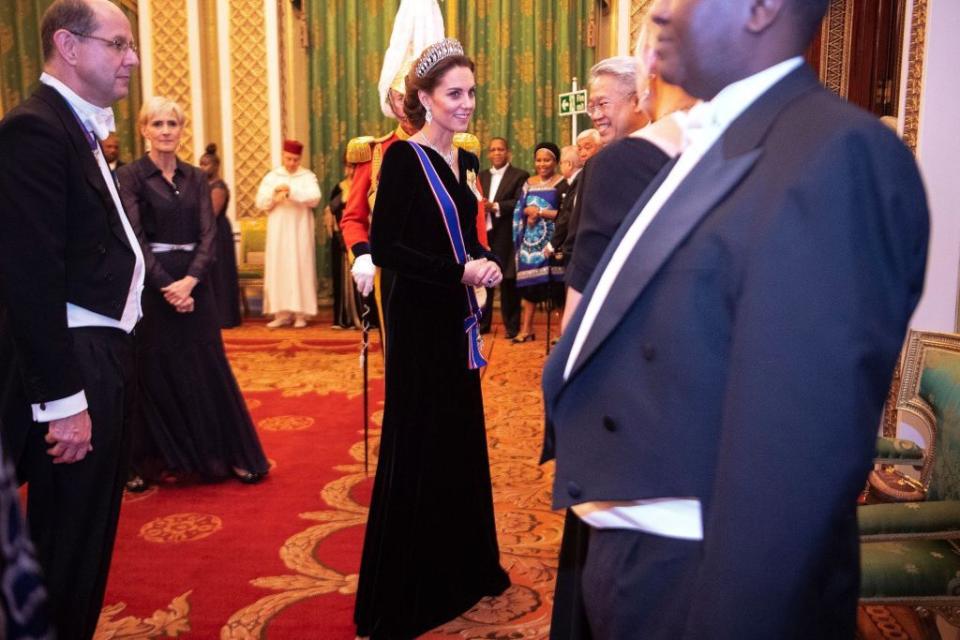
left=0, top=1, right=144, bottom=637
left=548, top=144, right=583, bottom=268
left=543, top=0, right=929, bottom=637
left=543, top=144, right=582, bottom=338
left=552, top=129, right=601, bottom=289
left=575, top=128, right=601, bottom=164
left=102, top=131, right=123, bottom=174
left=478, top=136, right=528, bottom=338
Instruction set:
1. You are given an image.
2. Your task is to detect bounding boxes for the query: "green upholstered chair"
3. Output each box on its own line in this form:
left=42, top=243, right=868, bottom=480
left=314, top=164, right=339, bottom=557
left=860, top=331, right=960, bottom=525
left=859, top=331, right=960, bottom=630
left=237, top=217, right=266, bottom=316
left=860, top=538, right=960, bottom=632
left=875, top=435, right=925, bottom=466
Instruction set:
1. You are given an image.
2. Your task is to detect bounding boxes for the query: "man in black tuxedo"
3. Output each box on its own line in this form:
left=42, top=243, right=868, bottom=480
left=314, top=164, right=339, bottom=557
left=102, top=131, right=123, bottom=175
left=549, top=145, right=583, bottom=267
left=0, top=1, right=144, bottom=637
left=542, top=0, right=929, bottom=638
left=478, top=137, right=529, bottom=338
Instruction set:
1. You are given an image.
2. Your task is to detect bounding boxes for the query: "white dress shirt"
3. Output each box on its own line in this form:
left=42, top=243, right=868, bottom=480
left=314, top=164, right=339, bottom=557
left=486, top=163, right=510, bottom=230
left=32, top=73, right=146, bottom=422
left=564, top=56, right=805, bottom=540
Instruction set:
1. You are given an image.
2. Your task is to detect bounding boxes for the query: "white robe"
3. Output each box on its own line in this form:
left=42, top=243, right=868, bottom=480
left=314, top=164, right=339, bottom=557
left=255, top=166, right=322, bottom=316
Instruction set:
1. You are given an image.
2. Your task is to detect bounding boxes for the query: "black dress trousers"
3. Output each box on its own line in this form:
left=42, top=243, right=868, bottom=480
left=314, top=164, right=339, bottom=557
left=18, top=327, right=135, bottom=640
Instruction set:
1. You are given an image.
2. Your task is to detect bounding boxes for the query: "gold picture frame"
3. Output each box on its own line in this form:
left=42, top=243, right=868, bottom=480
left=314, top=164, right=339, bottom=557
left=902, top=0, right=927, bottom=153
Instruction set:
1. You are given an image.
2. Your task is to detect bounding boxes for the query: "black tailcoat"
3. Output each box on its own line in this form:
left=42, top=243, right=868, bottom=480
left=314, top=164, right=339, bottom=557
left=542, top=66, right=929, bottom=637
left=0, top=84, right=139, bottom=640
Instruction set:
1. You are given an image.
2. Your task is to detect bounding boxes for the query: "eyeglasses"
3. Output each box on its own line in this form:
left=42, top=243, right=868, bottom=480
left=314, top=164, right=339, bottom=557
left=587, top=93, right=636, bottom=115
left=67, top=31, right=138, bottom=55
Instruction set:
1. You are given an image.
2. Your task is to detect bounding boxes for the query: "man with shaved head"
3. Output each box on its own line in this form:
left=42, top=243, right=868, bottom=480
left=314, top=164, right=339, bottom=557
left=542, top=0, right=929, bottom=638
left=0, top=0, right=143, bottom=636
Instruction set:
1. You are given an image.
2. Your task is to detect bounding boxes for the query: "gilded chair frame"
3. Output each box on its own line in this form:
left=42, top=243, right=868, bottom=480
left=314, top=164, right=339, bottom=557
left=891, top=331, right=960, bottom=492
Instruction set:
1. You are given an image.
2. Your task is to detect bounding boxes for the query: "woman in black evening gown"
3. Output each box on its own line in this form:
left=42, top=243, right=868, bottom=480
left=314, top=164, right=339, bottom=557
left=117, top=97, right=268, bottom=489
left=354, top=40, right=510, bottom=640
left=199, top=143, right=242, bottom=329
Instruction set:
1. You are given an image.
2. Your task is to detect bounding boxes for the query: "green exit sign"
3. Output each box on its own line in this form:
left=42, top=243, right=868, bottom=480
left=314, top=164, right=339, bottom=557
left=559, top=90, right=588, bottom=116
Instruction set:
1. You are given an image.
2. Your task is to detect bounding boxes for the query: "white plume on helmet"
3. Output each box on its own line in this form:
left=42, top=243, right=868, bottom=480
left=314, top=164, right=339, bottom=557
left=377, top=0, right=446, bottom=120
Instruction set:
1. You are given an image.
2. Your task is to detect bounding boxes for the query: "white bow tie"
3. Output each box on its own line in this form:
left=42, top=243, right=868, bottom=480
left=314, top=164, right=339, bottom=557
left=83, top=108, right=116, bottom=141
left=681, top=100, right=718, bottom=151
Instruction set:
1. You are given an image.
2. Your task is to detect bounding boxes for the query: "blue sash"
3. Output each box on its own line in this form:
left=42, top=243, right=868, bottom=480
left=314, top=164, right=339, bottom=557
left=408, top=142, right=487, bottom=369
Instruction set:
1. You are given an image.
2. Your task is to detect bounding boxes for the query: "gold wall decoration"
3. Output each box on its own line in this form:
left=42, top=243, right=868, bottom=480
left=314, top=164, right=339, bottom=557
left=199, top=0, right=223, bottom=152
left=230, top=0, right=273, bottom=219
left=902, top=0, right=927, bottom=153
left=819, top=0, right=854, bottom=98
left=278, top=0, right=288, bottom=141
left=150, top=0, right=195, bottom=159
left=629, top=0, right=655, bottom=52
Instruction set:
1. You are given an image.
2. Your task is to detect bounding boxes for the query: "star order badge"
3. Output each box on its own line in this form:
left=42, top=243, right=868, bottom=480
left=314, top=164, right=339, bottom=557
left=466, top=169, right=482, bottom=201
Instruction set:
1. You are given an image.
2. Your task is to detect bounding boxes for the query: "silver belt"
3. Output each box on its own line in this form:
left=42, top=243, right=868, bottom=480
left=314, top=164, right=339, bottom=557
left=149, top=242, right=197, bottom=253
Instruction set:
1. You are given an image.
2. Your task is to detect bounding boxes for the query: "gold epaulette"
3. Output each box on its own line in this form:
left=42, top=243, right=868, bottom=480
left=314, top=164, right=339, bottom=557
left=452, top=132, right=481, bottom=157
left=346, top=136, right=375, bottom=164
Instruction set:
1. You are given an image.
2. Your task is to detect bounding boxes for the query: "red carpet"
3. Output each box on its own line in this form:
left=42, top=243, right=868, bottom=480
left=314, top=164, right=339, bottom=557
left=97, top=319, right=563, bottom=639
left=97, top=323, right=385, bottom=638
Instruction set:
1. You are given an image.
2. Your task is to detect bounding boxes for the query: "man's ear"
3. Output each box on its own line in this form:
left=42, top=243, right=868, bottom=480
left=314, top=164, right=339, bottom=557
left=746, top=0, right=787, bottom=34
left=52, top=29, right=80, bottom=66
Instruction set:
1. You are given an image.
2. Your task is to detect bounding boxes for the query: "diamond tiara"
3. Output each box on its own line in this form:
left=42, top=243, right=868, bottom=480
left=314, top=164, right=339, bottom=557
left=414, top=38, right=465, bottom=78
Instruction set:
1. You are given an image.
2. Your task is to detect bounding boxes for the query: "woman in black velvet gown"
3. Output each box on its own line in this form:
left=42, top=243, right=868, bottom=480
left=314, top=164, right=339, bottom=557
left=354, top=40, right=510, bottom=640
left=117, top=97, right=268, bottom=489
left=199, top=143, right=242, bottom=329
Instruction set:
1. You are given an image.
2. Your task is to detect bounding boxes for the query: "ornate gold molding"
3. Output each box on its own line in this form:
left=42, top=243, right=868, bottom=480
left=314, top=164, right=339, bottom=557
left=629, top=0, right=655, bottom=51
left=230, top=0, right=272, bottom=218
left=150, top=0, right=194, bottom=160
left=278, top=0, right=288, bottom=141
left=902, top=0, right=927, bottom=154
left=819, top=0, right=854, bottom=98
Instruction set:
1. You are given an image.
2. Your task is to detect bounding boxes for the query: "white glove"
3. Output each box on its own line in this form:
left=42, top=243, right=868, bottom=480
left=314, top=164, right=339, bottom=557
left=351, top=253, right=376, bottom=296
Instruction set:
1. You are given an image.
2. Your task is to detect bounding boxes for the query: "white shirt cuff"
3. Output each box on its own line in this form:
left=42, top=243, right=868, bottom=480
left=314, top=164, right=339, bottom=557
left=31, top=390, right=88, bottom=422
left=572, top=498, right=703, bottom=540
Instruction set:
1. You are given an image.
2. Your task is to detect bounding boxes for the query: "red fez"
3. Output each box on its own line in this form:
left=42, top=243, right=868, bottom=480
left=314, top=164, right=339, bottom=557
left=283, top=139, right=303, bottom=155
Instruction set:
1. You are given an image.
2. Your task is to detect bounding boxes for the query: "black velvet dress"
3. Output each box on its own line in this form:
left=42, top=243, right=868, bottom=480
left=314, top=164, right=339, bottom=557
left=117, top=157, right=268, bottom=481
left=208, top=179, right=242, bottom=328
left=355, top=141, right=510, bottom=639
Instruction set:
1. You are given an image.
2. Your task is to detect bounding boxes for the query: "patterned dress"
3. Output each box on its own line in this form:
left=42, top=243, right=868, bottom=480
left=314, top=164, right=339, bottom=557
left=513, top=176, right=568, bottom=302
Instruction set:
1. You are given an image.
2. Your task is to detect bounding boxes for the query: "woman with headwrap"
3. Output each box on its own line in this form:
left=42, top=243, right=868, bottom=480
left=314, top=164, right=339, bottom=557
left=511, top=141, right=568, bottom=343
